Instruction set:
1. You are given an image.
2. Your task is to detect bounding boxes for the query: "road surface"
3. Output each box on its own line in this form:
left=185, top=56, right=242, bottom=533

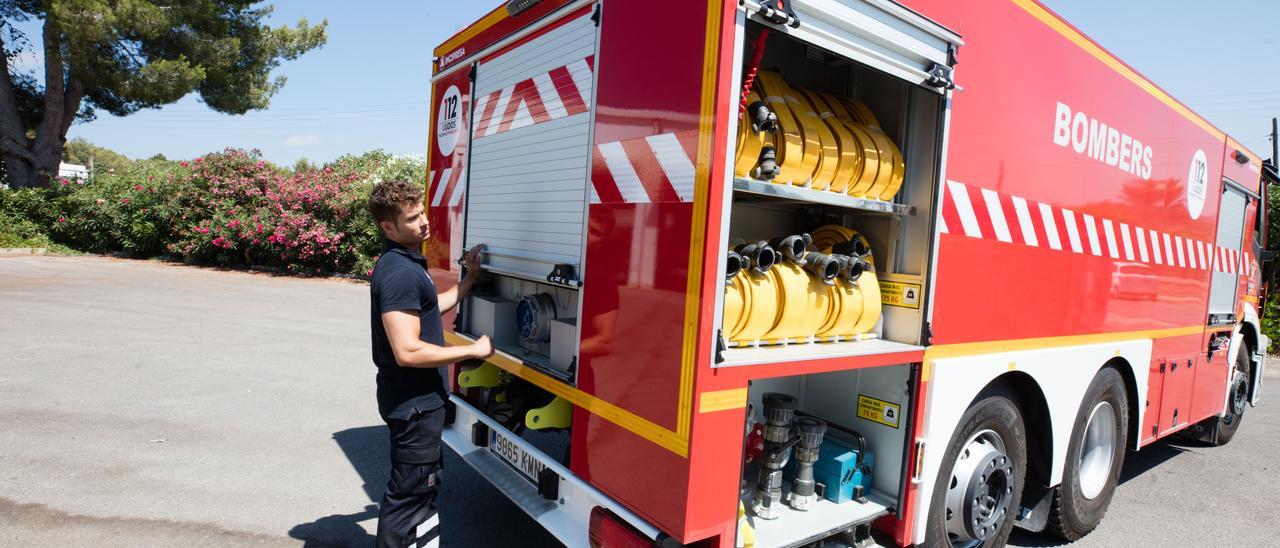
left=1, top=256, right=1275, bottom=547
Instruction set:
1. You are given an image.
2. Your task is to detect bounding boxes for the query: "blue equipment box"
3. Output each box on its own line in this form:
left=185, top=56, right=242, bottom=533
left=784, top=435, right=873, bottom=504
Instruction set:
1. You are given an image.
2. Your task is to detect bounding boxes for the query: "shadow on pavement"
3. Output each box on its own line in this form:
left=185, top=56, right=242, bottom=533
left=1009, top=436, right=1202, bottom=547
left=288, top=425, right=389, bottom=547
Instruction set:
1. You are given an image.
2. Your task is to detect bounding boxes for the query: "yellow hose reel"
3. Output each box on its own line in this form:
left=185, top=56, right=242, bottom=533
left=731, top=70, right=905, bottom=201
left=722, top=232, right=881, bottom=346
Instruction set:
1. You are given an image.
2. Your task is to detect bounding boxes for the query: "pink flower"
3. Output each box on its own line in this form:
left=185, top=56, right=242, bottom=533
left=121, top=198, right=129, bottom=204
left=211, top=236, right=230, bottom=249
left=227, top=219, right=240, bottom=228
left=57, top=216, right=66, bottom=223
left=59, top=179, right=69, bottom=186
left=198, top=227, right=210, bottom=234
left=134, top=184, right=143, bottom=191
left=195, top=157, right=204, bottom=163
left=179, top=161, right=188, bottom=167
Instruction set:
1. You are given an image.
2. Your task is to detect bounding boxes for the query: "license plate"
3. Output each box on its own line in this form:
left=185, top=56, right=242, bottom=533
left=489, top=428, right=547, bottom=484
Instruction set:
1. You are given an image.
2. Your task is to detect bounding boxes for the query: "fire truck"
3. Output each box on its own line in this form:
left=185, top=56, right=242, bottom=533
left=422, top=0, right=1273, bottom=546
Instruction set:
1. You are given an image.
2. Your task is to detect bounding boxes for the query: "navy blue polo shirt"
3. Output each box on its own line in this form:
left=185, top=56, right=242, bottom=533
left=370, top=239, right=447, bottom=420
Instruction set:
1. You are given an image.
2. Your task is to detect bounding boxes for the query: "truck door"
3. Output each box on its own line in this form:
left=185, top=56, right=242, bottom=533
left=1208, top=182, right=1249, bottom=324
left=462, top=8, right=598, bottom=282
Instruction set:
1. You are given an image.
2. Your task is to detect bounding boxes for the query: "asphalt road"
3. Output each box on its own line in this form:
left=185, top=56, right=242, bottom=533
left=1, top=255, right=1277, bottom=547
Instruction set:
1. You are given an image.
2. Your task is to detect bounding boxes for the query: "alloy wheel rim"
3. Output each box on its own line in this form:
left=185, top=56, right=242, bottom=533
left=1078, top=401, right=1117, bottom=500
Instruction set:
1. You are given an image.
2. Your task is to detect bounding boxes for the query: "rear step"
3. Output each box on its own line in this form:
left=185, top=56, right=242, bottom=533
left=444, top=395, right=661, bottom=548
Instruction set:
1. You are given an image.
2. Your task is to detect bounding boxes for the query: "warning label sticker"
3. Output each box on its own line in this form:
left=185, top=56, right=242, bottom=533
left=879, top=280, right=922, bottom=309
left=857, top=394, right=901, bottom=429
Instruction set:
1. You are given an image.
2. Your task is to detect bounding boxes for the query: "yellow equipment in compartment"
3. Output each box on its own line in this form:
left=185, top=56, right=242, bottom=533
left=721, top=232, right=882, bottom=346
left=723, top=244, right=780, bottom=344
left=753, top=71, right=810, bottom=184
left=759, top=257, right=810, bottom=343
left=731, top=70, right=906, bottom=201
left=735, top=89, right=769, bottom=179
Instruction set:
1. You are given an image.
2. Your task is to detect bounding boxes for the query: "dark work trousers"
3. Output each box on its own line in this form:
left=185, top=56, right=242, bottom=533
left=377, top=406, right=445, bottom=548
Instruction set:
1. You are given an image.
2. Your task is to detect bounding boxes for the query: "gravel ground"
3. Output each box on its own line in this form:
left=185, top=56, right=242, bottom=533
left=1, top=255, right=1275, bottom=547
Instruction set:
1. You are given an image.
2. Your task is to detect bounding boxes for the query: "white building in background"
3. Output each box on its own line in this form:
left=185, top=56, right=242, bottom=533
left=58, top=162, right=89, bottom=180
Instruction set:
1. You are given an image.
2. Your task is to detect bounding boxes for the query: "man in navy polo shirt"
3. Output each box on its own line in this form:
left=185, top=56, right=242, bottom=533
left=367, top=180, right=492, bottom=548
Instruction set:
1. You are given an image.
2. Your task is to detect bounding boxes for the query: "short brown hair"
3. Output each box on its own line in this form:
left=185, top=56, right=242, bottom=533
left=368, top=180, right=424, bottom=224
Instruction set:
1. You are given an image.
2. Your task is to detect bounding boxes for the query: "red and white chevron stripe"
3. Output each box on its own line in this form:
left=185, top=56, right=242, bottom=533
left=431, top=130, right=699, bottom=210
left=471, top=55, right=595, bottom=140
left=940, top=179, right=1251, bottom=275
left=589, top=130, right=698, bottom=205
left=427, top=165, right=466, bottom=209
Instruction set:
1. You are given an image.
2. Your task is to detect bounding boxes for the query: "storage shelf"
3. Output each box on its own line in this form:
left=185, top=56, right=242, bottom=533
left=743, top=487, right=893, bottom=548
left=718, top=338, right=925, bottom=368
left=733, top=177, right=916, bottom=216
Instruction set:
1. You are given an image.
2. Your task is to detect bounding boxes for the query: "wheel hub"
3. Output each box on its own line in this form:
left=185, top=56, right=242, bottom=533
left=1078, top=401, right=1117, bottom=500
left=945, top=430, right=1013, bottom=546
left=1229, top=369, right=1248, bottom=418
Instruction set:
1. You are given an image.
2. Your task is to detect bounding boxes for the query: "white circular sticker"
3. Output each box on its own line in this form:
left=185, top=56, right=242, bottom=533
left=1186, top=149, right=1208, bottom=219
left=436, top=85, right=462, bottom=156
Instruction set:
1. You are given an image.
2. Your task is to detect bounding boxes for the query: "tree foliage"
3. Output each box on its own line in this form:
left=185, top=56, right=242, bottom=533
left=0, top=1, right=326, bottom=188
left=63, top=136, right=128, bottom=173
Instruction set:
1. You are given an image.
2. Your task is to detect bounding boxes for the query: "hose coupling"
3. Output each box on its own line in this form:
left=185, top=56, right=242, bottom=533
left=726, top=251, right=745, bottom=281
left=770, top=234, right=812, bottom=265
left=803, top=252, right=841, bottom=285
left=735, top=242, right=777, bottom=275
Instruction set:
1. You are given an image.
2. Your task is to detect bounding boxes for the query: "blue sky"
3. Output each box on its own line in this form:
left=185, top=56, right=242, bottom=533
left=43, top=1, right=1280, bottom=164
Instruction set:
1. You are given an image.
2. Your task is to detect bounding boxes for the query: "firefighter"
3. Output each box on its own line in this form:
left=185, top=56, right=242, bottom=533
left=366, top=180, right=493, bottom=548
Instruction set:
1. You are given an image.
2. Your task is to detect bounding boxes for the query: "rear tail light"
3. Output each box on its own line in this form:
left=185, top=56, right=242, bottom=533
left=589, top=506, right=652, bottom=548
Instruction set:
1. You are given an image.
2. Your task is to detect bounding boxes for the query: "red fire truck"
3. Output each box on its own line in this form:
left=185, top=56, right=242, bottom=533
left=422, top=1, right=1273, bottom=546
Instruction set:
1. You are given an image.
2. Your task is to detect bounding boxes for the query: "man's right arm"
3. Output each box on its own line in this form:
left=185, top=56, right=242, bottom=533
left=382, top=310, right=494, bottom=368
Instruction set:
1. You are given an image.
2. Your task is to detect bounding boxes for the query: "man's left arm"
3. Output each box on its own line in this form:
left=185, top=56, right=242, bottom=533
left=439, top=244, right=485, bottom=313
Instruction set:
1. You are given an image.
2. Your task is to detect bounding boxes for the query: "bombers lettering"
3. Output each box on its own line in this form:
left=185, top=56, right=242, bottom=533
left=1052, top=101, right=1153, bottom=180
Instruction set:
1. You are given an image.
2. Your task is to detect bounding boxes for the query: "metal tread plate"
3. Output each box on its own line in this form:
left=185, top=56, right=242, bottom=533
left=743, top=487, right=893, bottom=547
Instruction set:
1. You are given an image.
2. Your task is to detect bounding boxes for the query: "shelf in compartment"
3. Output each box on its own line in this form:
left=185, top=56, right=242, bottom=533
left=718, top=338, right=925, bottom=368
left=733, top=177, right=916, bottom=216
left=743, top=487, right=893, bottom=548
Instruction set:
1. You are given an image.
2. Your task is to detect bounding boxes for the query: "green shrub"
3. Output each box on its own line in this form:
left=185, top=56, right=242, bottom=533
left=0, top=148, right=425, bottom=275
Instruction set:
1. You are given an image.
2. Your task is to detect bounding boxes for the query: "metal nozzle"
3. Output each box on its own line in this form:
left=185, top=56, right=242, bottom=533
left=803, top=252, right=841, bottom=285
left=735, top=241, right=777, bottom=275
left=769, top=234, right=812, bottom=265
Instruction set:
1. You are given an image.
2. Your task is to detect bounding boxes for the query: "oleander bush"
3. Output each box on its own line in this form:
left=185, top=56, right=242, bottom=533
left=0, top=148, right=425, bottom=276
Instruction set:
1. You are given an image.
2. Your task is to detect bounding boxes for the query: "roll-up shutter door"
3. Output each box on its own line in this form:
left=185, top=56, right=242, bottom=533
left=746, top=0, right=963, bottom=90
left=1208, top=186, right=1247, bottom=320
left=464, top=11, right=597, bottom=281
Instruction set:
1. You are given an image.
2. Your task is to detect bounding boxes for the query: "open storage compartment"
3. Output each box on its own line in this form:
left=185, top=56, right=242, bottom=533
left=741, top=365, right=914, bottom=547
left=716, top=12, right=953, bottom=369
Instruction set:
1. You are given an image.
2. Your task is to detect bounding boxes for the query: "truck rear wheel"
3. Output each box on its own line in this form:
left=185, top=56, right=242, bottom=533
left=1211, top=348, right=1251, bottom=446
left=925, top=384, right=1026, bottom=548
left=1045, top=367, right=1128, bottom=540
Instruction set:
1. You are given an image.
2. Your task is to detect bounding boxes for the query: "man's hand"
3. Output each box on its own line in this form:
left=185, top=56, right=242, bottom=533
left=471, top=335, right=494, bottom=359
left=462, top=244, right=486, bottom=285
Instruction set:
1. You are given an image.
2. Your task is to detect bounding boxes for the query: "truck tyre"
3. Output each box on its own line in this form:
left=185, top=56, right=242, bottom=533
left=1211, top=347, right=1252, bottom=446
left=925, top=383, right=1026, bottom=548
left=1045, top=367, right=1128, bottom=540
